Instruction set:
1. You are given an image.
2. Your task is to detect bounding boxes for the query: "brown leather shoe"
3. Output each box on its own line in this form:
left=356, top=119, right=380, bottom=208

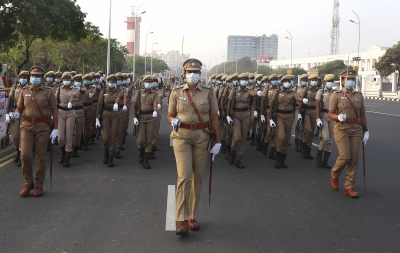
left=33, top=186, right=43, bottom=197
left=176, top=221, right=188, bottom=236
left=330, top=175, right=339, bottom=191
left=19, top=183, right=34, bottom=197
left=188, top=219, right=200, bottom=230
left=345, top=188, right=359, bottom=198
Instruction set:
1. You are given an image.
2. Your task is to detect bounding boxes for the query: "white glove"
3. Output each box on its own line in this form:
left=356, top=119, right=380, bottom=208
left=13, top=112, right=20, bottom=119
left=152, top=111, right=158, bottom=117
left=76, top=87, right=80, bottom=92
left=257, top=91, right=263, bottom=97
left=171, top=117, right=181, bottom=127
left=337, top=114, right=346, bottom=122
left=6, top=114, right=10, bottom=123
left=316, top=118, right=322, bottom=127
left=67, top=102, right=72, bottom=109
left=157, top=104, right=161, bottom=110
left=302, top=98, right=309, bottom=104
left=254, top=111, right=258, bottom=118
left=298, top=113, right=302, bottom=122
left=50, top=129, right=58, bottom=143
left=217, top=110, right=220, bottom=117
left=210, top=143, right=221, bottom=161
left=226, top=116, right=233, bottom=124
left=270, top=119, right=276, bottom=128
left=96, top=118, right=101, bottom=128
left=261, top=115, right=265, bottom=123
left=113, top=103, right=118, bottom=111
left=363, top=131, right=369, bottom=145
left=92, top=85, right=96, bottom=88
left=133, top=117, right=139, bottom=125
left=89, top=93, right=93, bottom=98
left=123, top=105, right=127, bottom=111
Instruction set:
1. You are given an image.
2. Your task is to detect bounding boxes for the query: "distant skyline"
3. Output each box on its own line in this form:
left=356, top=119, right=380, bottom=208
left=76, top=0, right=399, bottom=72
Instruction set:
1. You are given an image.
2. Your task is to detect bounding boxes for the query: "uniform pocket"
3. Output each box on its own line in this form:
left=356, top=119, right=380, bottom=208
left=199, top=101, right=209, bottom=113
left=177, top=99, right=188, bottom=113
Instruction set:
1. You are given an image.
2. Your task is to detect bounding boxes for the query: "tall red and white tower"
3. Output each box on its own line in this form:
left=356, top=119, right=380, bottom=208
left=125, top=7, right=142, bottom=55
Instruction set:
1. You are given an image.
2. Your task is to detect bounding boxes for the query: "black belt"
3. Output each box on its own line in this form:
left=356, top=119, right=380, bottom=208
left=304, top=105, right=316, bottom=110
left=322, top=109, right=328, bottom=113
left=233, top=107, right=250, bottom=112
left=104, top=107, right=113, bottom=111
left=140, top=110, right=153, bottom=115
left=73, top=106, right=83, bottom=110
left=83, top=102, right=93, bottom=106
left=118, top=104, right=124, bottom=108
left=58, top=106, right=72, bottom=111
left=277, top=109, right=294, bottom=114
left=93, top=99, right=98, bottom=103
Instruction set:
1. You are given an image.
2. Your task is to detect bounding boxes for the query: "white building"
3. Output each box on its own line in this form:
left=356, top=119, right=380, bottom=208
left=270, top=45, right=398, bottom=93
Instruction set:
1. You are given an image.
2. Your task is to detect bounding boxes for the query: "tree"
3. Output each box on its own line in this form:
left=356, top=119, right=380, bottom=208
left=124, top=55, right=169, bottom=76
left=375, top=42, right=400, bottom=85
left=314, top=60, right=348, bottom=79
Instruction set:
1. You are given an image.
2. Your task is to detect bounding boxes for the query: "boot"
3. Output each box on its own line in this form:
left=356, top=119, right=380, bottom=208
left=150, top=146, right=156, bottom=159
left=90, top=133, right=96, bottom=145
left=235, top=155, right=244, bottom=169
left=221, top=140, right=227, bottom=153
left=72, top=145, right=79, bottom=157
left=295, top=138, right=301, bottom=151
left=143, top=152, right=151, bottom=169
left=225, top=145, right=231, bottom=160
left=301, top=142, right=308, bottom=157
left=281, top=153, right=287, bottom=168
left=63, top=152, right=71, bottom=167
left=103, top=150, right=109, bottom=164
left=316, top=149, right=323, bottom=167
left=275, top=152, right=282, bottom=168
left=54, top=136, right=59, bottom=145
left=246, top=131, right=251, bottom=140
left=262, top=142, right=269, bottom=155
left=17, top=156, right=21, bottom=167
left=228, top=149, right=236, bottom=164
left=256, top=137, right=262, bottom=151
left=269, top=147, right=277, bottom=160
left=59, top=147, right=66, bottom=163
left=79, top=135, right=84, bottom=150
left=305, top=147, right=314, bottom=159
left=115, top=149, right=122, bottom=159
left=108, top=151, right=115, bottom=167
left=13, top=149, right=20, bottom=162
left=323, top=151, right=332, bottom=169
left=83, top=137, right=90, bottom=151
left=250, top=133, right=255, bottom=145
left=138, top=148, right=145, bottom=164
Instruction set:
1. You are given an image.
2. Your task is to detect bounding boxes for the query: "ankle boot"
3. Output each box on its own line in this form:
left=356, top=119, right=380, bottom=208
left=17, top=154, right=22, bottom=167
left=275, top=152, right=282, bottom=168
left=90, top=133, right=96, bottom=145
left=79, top=135, right=84, bottom=150
left=323, top=151, right=332, bottom=169
left=281, top=153, right=287, bottom=168
left=225, top=145, right=231, bottom=160
left=235, top=155, right=244, bottom=168
left=138, top=148, right=145, bottom=164
left=269, top=147, right=277, bottom=160
left=103, top=150, right=109, bottom=164
left=150, top=146, right=156, bottom=159
left=115, top=149, right=122, bottom=159
left=255, top=137, right=262, bottom=151
left=83, top=137, right=90, bottom=150
left=63, top=152, right=71, bottom=167
left=221, top=140, right=227, bottom=152
left=305, top=147, right=314, bottom=159
left=228, top=149, right=236, bottom=164
left=59, top=147, right=66, bottom=163
left=295, top=138, right=301, bottom=151
left=72, top=145, right=79, bottom=157
left=250, top=133, right=255, bottom=145
left=262, top=142, right=269, bottom=155
left=316, top=149, right=323, bottom=167
left=143, top=152, right=151, bottom=169
left=108, top=151, right=115, bottom=167
left=13, top=149, right=20, bottom=162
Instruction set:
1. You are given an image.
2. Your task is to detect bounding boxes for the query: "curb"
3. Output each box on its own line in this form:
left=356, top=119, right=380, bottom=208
left=365, top=96, right=399, bottom=102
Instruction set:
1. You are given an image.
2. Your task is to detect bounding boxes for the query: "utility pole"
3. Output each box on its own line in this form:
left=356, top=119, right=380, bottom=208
left=330, top=0, right=340, bottom=55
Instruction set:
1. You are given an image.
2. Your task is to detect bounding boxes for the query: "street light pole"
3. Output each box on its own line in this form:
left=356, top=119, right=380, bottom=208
left=106, top=0, right=112, bottom=75
left=285, top=30, right=292, bottom=71
left=221, top=53, right=226, bottom=74
left=133, top=3, right=145, bottom=80
left=350, top=10, right=361, bottom=90
left=144, top=26, right=153, bottom=75
left=151, top=39, right=158, bottom=75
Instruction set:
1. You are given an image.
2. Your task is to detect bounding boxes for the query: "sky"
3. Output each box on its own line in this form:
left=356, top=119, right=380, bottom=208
left=76, top=0, right=399, bottom=70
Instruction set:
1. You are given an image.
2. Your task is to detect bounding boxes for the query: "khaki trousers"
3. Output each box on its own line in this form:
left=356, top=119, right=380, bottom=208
left=137, top=114, right=156, bottom=152
left=91, top=102, right=98, bottom=135
left=231, top=111, right=250, bottom=155
left=83, top=105, right=94, bottom=137
left=11, top=116, right=23, bottom=150
left=73, top=109, right=84, bottom=146
left=151, top=109, right=162, bottom=146
left=58, top=109, right=76, bottom=152
left=276, top=113, right=294, bottom=155
left=116, top=109, right=127, bottom=151
left=331, top=123, right=363, bottom=189
left=220, top=118, right=226, bottom=141
left=294, top=112, right=304, bottom=140
left=101, top=110, right=120, bottom=152
left=318, top=112, right=334, bottom=152
left=303, top=109, right=317, bottom=147
left=171, top=128, right=209, bottom=221
left=20, top=122, right=50, bottom=186
left=225, top=122, right=233, bottom=145
left=263, top=110, right=277, bottom=147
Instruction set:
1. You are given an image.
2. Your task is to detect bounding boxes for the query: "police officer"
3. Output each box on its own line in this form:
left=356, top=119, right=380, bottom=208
left=45, top=71, right=55, bottom=88
left=71, top=73, right=86, bottom=157
left=217, top=75, right=229, bottom=152
left=82, top=73, right=96, bottom=150
left=315, top=74, right=335, bottom=168
left=91, top=72, right=102, bottom=144
left=132, top=75, right=158, bottom=169
left=226, top=73, right=262, bottom=168
left=253, top=74, right=264, bottom=150
left=209, top=74, right=217, bottom=86
left=294, top=74, right=308, bottom=151
left=115, top=72, right=128, bottom=159
left=220, top=74, right=237, bottom=157
left=16, top=66, right=58, bottom=197
left=151, top=74, right=163, bottom=158
left=329, top=69, right=369, bottom=198
left=168, top=58, right=221, bottom=236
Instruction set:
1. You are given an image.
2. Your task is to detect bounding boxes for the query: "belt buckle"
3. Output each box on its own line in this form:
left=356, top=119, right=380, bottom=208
left=32, top=118, right=35, bottom=123
left=190, top=124, right=196, bottom=131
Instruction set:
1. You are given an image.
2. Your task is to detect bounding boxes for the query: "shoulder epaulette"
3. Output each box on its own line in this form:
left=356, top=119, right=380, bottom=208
left=22, top=86, right=29, bottom=89
left=173, top=85, right=184, bottom=90
left=200, top=84, right=211, bottom=89
left=334, top=90, right=341, bottom=93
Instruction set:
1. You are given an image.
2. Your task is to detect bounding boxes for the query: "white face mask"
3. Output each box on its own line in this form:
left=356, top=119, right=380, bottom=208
left=186, top=73, right=200, bottom=84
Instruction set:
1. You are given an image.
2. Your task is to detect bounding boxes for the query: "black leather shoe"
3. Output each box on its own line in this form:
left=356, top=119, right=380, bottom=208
left=138, top=149, right=145, bottom=164
left=103, top=150, right=109, bottom=164
left=269, top=147, right=277, bottom=160
left=228, top=150, right=236, bottom=164
left=108, top=152, right=115, bottom=167
left=316, top=149, right=323, bottom=167
left=235, top=155, right=244, bottom=169
left=115, top=151, right=122, bottom=159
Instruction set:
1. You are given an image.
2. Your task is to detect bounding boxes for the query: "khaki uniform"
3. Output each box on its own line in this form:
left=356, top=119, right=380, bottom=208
left=56, top=86, right=78, bottom=152
left=316, top=88, right=334, bottom=152
left=300, top=87, right=318, bottom=148
left=295, top=86, right=307, bottom=141
left=329, top=89, right=365, bottom=189
left=116, top=86, right=127, bottom=153
left=99, top=88, right=122, bottom=152
left=18, top=85, right=57, bottom=186
left=91, top=82, right=102, bottom=138
left=83, top=85, right=96, bottom=139
left=72, top=87, right=86, bottom=147
left=9, top=85, right=25, bottom=150
left=222, top=86, right=234, bottom=146
left=262, top=86, right=278, bottom=147
left=169, top=83, right=217, bottom=221
left=151, top=88, right=163, bottom=147
left=218, top=86, right=228, bottom=142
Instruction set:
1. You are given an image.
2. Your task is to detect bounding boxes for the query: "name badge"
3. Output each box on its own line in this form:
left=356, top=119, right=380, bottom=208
left=104, top=94, right=109, bottom=97
left=141, top=94, right=146, bottom=97
left=25, top=94, right=31, bottom=97
left=178, top=96, right=187, bottom=101
left=340, top=97, right=345, bottom=99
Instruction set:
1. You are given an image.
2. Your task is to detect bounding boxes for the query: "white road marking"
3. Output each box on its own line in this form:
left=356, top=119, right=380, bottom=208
left=366, top=111, right=400, bottom=117
left=165, top=185, right=176, bottom=231
left=365, top=105, right=379, bottom=108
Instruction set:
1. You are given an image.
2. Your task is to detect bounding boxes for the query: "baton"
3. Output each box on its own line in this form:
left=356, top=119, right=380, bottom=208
left=363, top=143, right=366, bottom=187
left=50, top=141, right=53, bottom=190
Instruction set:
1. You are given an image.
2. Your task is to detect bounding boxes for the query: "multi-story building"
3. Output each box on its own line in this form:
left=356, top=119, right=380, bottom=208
left=163, top=50, right=190, bottom=76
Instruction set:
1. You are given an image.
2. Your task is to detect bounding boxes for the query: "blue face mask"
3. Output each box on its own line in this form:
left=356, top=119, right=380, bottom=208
left=46, top=77, right=53, bottom=82
left=326, top=82, right=334, bottom=89
left=153, top=82, right=158, bottom=88
left=20, top=79, right=28, bottom=85
left=301, top=81, right=308, bottom=86
left=240, top=80, right=248, bottom=86
left=144, top=83, right=152, bottom=89
left=74, top=82, right=81, bottom=87
left=212, top=79, right=217, bottom=84
left=257, top=81, right=262, bottom=85
left=107, top=83, right=116, bottom=88
left=116, top=80, right=122, bottom=86
left=232, top=80, right=239, bottom=86
left=83, top=80, right=91, bottom=85
left=217, top=80, right=222, bottom=85
left=249, top=79, right=254, bottom=84
left=182, top=78, right=187, bottom=83
left=30, top=77, right=42, bottom=86
left=271, top=80, right=279, bottom=86
left=63, top=81, right=71, bottom=86
left=283, top=82, right=291, bottom=88
left=278, top=80, right=281, bottom=84
left=228, top=82, right=233, bottom=87
left=310, top=81, right=318, bottom=87
left=223, top=81, right=226, bottom=85
left=55, top=78, right=61, bottom=83
left=346, top=80, right=356, bottom=89
left=262, top=82, right=269, bottom=87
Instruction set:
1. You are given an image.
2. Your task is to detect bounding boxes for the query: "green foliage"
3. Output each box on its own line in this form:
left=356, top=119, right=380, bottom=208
left=124, top=55, right=169, bottom=76
left=314, top=60, right=348, bottom=80
left=375, top=42, right=400, bottom=81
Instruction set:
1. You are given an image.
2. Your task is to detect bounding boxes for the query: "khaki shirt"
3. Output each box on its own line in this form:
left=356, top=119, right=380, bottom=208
left=92, top=83, right=102, bottom=101
left=83, top=85, right=97, bottom=104
left=228, top=86, right=258, bottom=108
left=72, top=87, right=86, bottom=107
left=99, top=88, right=122, bottom=108
left=300, top=87, right=318, bottom=107
left=274, top=89, right=296, bottom=111
left=133, top=89, right=158, bottom=111
left=316, top=88, right=334, bottom=111
left=329, top=88, right=365, bottom=119
left=168, top=83, right=218, bottom=124
left=9, top=84, right=24, bottom=109
left=117, top=86, right=127, bottom=106
left=262, top=86, right=277, bottom=108
left=17, top=85, right=57, bottom=118
left=55, top=86, right=79, bottom=107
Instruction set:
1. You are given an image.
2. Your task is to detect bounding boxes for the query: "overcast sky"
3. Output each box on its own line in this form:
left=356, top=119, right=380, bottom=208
left=76, top=0, right=399, bottom=70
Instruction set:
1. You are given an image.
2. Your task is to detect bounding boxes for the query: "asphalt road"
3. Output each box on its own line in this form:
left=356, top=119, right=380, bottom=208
left=0, top=99, right=399, bottom=253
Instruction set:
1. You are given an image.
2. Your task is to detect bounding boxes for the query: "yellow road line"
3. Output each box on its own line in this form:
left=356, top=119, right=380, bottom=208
left=0, top=152, right=16, bottom=163
left=0, top=158, right=14, bottom=167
